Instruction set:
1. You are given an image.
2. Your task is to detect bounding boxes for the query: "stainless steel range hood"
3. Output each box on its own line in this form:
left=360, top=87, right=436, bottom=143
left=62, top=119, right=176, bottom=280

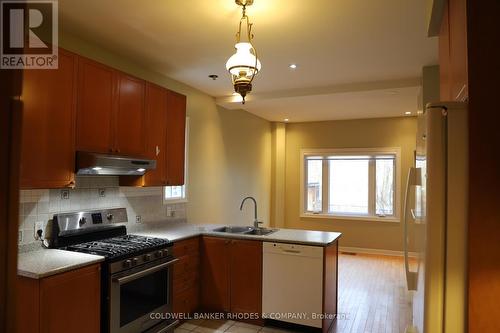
left=76, top=151, right=156, bottom=176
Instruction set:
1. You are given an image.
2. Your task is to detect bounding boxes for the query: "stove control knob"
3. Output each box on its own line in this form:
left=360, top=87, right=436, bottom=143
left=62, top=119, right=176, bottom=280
left=155, top=250, right=163, bottom=258
left=78, top=217, right=87, bottom=226
left=106, top=213, right=113, bottom=221
left=132, top=258, right=139, bottom=266
left=123, top=259, right=132, bottom=268
left=143, top=254, right=152, bottom=261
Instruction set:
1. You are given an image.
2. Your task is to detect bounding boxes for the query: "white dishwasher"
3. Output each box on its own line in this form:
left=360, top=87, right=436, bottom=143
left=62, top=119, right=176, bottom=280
left=262, top=242, right=324, bottom=328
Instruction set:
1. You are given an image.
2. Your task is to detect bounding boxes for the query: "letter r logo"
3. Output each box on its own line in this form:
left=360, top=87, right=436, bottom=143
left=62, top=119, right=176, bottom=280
left=2, top=1, right=55, bottom=54
left=1, top=0, right=58, bottom=69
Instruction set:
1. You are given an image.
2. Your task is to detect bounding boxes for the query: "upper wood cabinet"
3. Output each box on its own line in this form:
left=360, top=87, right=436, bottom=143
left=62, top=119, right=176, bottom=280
left=17, top=264, right=101, bottom=333
left=76, top=57, right=146, bottom=156
left=20, top=48, right=78, bottom=189
left=76, top=56, right=115, bottom=154
left=120, top=84, right=187, bottom=187
left=20, top=48, right=185, bottom=189
left=200, top=237, right=262, bottom=322
left=439, top=0, right=468, bottom=101
left=166, top=90, right=186, bottom=186
left=114, top=73, right=146, bottom=156
left=142, top=83, right=168, bottom=186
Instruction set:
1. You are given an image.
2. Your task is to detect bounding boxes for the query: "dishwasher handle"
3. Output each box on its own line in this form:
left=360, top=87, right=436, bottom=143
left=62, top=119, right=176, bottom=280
left=282, top=249, right=301, bottom=254
left=263, top=242, right=323, bottom=258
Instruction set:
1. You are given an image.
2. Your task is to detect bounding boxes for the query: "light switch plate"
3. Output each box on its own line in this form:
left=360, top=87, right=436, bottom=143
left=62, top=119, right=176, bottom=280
left=61, top=189, right=70, bottom=200
left=166, top=206, right=175, bottom=217
left=135, top=215, right=142, bottom=223
left=34, top=221, right=45, bottom=240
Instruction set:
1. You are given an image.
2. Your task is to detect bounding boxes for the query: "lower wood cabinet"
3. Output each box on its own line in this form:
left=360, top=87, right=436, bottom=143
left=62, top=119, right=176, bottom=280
left=172, top=237, right=200, bottom=316
left=200, top=236, right=262, bottom=322
left=16, top=264, right=101, bottom=333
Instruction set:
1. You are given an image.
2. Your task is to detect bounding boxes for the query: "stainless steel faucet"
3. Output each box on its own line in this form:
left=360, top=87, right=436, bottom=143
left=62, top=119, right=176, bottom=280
left=240, top=196, right=263, bottom=229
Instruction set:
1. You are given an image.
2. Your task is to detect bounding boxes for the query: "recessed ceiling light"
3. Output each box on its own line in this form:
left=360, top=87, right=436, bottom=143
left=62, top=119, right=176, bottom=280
left=405, top=111, right=412, bottom=115
left=289, top=64, right=297, bottom=69
left=284, top=118, right=290, bottom=122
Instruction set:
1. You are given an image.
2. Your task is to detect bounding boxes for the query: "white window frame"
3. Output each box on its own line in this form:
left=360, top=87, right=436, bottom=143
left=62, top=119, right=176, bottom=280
left=300, top=147, right=401, bottom=223
left=163, top=117, right=189, bottom=204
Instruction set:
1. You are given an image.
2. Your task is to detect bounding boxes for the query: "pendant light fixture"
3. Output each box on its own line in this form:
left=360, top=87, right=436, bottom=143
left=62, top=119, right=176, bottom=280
left=226, top=0, right=261, bottom=104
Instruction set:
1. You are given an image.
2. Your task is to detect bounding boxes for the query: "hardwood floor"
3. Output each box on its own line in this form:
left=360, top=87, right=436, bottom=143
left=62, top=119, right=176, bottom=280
left=332, top=253, right=412, bottom=333
left=176, top=253, right=412, bottom=333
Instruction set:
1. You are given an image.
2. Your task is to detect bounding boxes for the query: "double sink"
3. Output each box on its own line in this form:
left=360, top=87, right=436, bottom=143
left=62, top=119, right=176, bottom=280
left=212, top=226, right=277, bottom=236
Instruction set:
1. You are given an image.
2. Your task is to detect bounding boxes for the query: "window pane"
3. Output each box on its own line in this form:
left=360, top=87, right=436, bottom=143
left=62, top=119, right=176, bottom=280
left=376, top=159, right=394, bottom=216
left=329, top=160, right=369, bottom=214
left=165, top=185, right=185, bottom=200
left=307, top=160, right=322, bottom=212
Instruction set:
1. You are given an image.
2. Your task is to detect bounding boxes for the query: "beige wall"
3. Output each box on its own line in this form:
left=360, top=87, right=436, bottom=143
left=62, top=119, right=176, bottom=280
left=283, top=117, right=417, bottom=251
left=59, top=33, right=272, bottom=227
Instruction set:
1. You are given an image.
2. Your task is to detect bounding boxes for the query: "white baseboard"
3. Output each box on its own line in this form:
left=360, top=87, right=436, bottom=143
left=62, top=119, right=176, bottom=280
left=339, top=246, right=418, bottom=258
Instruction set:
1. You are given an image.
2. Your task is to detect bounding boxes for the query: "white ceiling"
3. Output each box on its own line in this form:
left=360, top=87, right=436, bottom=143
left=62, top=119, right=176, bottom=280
left=59, top=0, right=437, bottom=122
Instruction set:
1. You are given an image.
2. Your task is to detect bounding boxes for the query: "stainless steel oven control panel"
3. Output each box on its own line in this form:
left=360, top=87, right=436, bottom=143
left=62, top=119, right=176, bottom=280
left=109, top=247, right=173, bottom=274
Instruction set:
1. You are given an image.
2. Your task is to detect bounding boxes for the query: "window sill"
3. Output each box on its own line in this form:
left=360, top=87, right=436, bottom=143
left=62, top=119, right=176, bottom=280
left=300, top=213, right=400, bottom=223
left=163, top=198, right=188, bottom=205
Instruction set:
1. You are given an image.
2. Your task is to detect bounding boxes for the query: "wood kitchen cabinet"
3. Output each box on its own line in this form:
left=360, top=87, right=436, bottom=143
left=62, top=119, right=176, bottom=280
left=439, top=0, right=468, bottom=101
left=143, top=83, right=168, bottom=185
left=229, top=239, right=262, bottom=318
left=166, top=90, right=186, bottom=186
left=200, top=236, right=262, bottom=322
left=76, top=56, right=115, bottom=154
left=114, top=72, right=146, bottom=156
left=20, top=48, right=78, bottom=189
left=172, top=237, right=200, bottom=315
left=16, top=264, right=101, bottom=333
left=200, top=237, right=231, bottom=312
left=77, top=56, right=146, bottom=156
left=120, top=85, right=187, bottom=187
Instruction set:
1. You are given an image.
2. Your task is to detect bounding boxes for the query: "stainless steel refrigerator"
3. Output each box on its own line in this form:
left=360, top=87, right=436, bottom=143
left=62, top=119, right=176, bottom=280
left=403, top=102, right=468, bottom=333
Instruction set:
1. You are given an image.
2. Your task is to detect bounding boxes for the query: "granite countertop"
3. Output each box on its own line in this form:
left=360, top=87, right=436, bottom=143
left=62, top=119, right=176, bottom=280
left=18, top=222, right=341, bottom=279
left=134, top=222, right=342, bottom=246
left=18, top=249, right=104, bottom=279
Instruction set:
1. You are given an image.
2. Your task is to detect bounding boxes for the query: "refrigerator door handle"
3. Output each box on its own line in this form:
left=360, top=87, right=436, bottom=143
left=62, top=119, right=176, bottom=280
left=404, top=167, right=420, bottom=291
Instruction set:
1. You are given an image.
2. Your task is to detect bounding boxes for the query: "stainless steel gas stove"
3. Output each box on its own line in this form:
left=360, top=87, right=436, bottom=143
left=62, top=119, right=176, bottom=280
left=47, top=208, right=178, bottom=333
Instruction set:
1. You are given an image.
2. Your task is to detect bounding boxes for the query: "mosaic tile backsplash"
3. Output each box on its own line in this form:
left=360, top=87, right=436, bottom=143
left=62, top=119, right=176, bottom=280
left=18, top=176, right=186, bottom=245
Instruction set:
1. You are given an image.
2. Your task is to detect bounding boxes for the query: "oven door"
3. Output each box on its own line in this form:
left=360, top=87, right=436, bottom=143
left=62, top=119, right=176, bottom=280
left=110, top=257, right=178, bottom=333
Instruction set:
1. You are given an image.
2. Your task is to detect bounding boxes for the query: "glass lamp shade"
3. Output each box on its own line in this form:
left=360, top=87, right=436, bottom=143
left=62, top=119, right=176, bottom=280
left=225, top=42, right=262, bottom=77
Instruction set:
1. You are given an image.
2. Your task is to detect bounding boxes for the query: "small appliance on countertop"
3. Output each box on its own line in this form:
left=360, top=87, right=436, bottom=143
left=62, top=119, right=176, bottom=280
left=47, top=208, right=178, bottom=333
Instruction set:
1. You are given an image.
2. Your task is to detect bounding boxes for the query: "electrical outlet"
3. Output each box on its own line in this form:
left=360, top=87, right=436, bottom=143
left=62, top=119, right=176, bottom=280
left=18, top=230, right=23, bottom=244
left=61, top=189, right=70, bottom=200
left=135, top=215, right=142, bottom=223
left=34, top=221, right=45, bottom=240
left=98, top=188, right=106, bottom=197
left=166, top=206, right=175, bottom=217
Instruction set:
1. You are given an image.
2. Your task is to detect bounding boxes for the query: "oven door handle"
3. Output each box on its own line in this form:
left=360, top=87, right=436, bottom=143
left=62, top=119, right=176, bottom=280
left=113, top=258, right=178, bottom=285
